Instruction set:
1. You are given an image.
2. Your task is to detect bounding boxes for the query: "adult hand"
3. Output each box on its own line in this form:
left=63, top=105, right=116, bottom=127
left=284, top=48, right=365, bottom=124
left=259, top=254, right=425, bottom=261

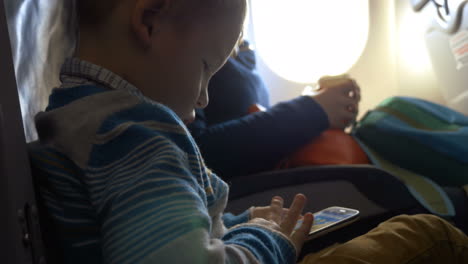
left=248, top=194, right=314, bottom=257
left=311, top=74, right=361, bottom=129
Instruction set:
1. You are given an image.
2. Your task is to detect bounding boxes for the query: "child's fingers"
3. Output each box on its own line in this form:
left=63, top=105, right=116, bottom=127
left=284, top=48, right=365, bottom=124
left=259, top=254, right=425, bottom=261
left=281, top=194, right=307, bottom=233
left=294, top=213, right=314, bottom=236
left=291, top=213, right=314, bottom=253
left=281, top=208, right=289, bottom=221
left=268, top=196, right=284, bottom=224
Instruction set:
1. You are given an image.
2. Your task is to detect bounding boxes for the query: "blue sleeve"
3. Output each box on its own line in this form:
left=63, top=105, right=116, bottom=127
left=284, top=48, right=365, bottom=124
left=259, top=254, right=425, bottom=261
left=223, top=210, right=251, bottom=228
left=223, top=225, right=297, bottom=264
left=90, top=109, right=297, bottom=264
left=190, top=96, right=329, bottom=178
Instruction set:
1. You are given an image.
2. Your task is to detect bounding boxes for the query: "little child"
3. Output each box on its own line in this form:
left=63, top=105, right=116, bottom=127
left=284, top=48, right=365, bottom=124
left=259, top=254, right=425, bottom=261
left=30, top=0, right=468, bottom=263
left=31, top=0, right=313, bottom=263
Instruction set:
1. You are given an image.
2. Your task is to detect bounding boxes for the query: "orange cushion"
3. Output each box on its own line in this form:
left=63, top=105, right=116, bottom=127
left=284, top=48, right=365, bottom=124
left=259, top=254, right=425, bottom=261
left=278, top=129, right=370, bottom=169
left=247, top=104, right=369, bottom=168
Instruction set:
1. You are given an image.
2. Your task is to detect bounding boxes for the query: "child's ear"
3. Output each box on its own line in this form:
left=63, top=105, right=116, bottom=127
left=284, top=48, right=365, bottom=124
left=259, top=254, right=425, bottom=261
left=131, top=0, right=170, bottom=48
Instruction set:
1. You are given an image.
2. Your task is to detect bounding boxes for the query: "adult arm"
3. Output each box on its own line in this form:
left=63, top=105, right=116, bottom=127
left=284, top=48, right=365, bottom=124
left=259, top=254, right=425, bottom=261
left=190, top=96, right=329, bottom=178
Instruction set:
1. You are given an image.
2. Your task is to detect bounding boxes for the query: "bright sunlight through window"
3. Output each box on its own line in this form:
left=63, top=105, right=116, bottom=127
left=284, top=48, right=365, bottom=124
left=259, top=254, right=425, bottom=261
left=398, top=9, right=433, bottom=74
left=250, top=0, right=369, bottom=83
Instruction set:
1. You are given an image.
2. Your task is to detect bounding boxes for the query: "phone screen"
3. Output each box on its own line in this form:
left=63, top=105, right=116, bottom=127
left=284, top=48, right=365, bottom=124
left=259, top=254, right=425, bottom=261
left=310, top=207, right=359, bottom=234
left=295, top=206, right=359, bottom=239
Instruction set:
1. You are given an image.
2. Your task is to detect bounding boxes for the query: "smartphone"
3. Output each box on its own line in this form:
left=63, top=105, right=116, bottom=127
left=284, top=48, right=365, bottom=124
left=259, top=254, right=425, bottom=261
left=296, top=206, right=360, bottom=240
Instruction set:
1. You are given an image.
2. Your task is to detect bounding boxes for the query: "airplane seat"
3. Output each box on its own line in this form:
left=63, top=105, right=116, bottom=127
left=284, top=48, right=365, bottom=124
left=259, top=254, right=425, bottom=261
left=27, top=141, right=64, bottom=264
left=226, top=165, right=429, bottom=252
left=226, top=166, right=468, bottom=245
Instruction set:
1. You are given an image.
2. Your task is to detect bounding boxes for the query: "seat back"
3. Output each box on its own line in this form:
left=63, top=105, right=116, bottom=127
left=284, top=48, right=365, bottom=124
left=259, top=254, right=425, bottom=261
left=27, top=142, right=64, bottom=264
left=0, top=1, right=47, bottom=263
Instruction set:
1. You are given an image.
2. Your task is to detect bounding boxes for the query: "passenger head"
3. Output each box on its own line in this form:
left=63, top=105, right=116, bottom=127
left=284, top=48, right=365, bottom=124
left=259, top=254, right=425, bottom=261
left=77, top=0, right=120, bottom=28
left=77, top=0, right=246, bottom=123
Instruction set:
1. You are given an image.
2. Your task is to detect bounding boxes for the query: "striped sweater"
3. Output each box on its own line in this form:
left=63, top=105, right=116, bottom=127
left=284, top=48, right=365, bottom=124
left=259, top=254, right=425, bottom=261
left=30, top=59, right=296, bottom=264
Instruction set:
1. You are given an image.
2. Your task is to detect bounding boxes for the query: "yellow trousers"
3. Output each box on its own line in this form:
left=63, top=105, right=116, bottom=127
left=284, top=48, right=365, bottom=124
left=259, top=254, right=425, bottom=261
left=300, top=214, right=468, bottom=264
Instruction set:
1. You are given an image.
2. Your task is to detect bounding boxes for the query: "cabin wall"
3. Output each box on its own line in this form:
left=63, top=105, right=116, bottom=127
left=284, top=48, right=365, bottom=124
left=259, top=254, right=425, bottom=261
left=394, top=0, right=445, bottom=105
left=253, top=0, right=445, bottom=116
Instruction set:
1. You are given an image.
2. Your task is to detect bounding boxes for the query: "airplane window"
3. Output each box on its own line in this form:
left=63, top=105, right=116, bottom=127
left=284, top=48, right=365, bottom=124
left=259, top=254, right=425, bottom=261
left=249, top=0, right=369, bottom=83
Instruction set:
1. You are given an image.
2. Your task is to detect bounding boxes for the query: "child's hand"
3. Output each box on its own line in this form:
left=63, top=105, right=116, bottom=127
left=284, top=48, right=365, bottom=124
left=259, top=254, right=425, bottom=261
left=250, top=200, right=290, bottom=221
left=248, top=194, right=314, bottom=257
left=311, top=75, right=361, bottom=129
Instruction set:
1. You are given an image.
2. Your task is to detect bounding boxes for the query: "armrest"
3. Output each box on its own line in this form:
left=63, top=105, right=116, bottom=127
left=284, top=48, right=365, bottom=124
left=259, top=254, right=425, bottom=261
left=227, top=165, right=418, bottom=212
left=226, top=165, right=428, bottom=254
